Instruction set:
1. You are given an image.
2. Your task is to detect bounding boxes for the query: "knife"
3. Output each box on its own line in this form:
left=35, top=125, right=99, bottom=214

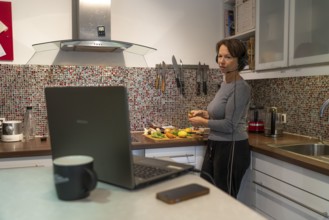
left=155, top=63, right=161, bottom=90
left=202, top=63, right=208, bottom=95
left=172, top=55, right=181, bottom=89
left=161, top=61, right=167, bottom=93
left=196, top=62, right=202, bottom=96
left=179, top=59, right=185, bottom=96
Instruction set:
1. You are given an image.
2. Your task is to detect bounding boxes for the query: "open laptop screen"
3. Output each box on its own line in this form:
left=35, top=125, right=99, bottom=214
left=45, top=86, right=135, bottom=189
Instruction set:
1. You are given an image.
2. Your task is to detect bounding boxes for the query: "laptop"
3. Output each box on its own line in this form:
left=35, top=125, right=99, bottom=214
left=45, top=86, right=194, bottom=189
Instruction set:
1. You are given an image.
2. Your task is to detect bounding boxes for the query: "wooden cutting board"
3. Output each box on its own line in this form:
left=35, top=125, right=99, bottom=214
left=143, top=134, right=203, bottom=141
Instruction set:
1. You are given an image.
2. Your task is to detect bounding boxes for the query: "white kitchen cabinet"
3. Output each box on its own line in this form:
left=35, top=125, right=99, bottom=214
left=0, top=146, right=205, bottom=169
left=222, top=0, right=256, bottom=71
left=255, top=0, right=289, bottom=70
left=289, top=0, right=329, bottom=66
left=256, top=0, right=329, bottom=71
left=252, top=152, right=329, bottom=220
left=237, top=165, right=256, bottom=208
left=223, top=0, right=256, bottom=39
left=144, top=146, right=206, bottom=170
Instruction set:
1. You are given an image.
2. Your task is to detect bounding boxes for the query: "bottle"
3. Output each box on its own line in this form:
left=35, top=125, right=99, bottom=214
left=23, top=106, right=35, bottom=141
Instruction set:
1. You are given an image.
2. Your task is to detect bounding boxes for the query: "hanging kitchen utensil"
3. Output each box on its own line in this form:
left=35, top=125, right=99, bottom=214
left=179, top=59, right=185, bottom=96
left=196, top=62, right=202, bottom=96
left=202, top=63, right=208, bottom=95
left=172, top=55, right=181, bottom=89
left=155, top=63, right=161, bottom=90
left=161, top=61, right=167, bottom=94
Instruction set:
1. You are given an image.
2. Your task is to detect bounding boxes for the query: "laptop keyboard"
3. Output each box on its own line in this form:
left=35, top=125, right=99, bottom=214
left=134, top=163, right=170, bottom=179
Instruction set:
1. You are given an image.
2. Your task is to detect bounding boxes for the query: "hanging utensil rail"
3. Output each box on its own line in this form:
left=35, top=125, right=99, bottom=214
left=155, top=64, right=209, bottom=70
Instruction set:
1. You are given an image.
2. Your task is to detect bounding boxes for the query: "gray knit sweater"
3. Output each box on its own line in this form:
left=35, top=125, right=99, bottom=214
left=207, top=79, right=251, bottom=141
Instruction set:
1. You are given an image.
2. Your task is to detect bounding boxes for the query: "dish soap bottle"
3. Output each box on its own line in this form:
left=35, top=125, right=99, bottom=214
left=23, top=106, right=35, bottom=141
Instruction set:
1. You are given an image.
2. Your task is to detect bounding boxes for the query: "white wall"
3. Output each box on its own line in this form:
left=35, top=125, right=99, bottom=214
left=1, top=0, right=222, bottom=68
left=2, top=0, right=72, bottom=65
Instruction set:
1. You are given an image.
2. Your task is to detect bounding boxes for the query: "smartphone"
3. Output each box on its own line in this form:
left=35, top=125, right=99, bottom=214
left=156, top=183, right=210, bottom=204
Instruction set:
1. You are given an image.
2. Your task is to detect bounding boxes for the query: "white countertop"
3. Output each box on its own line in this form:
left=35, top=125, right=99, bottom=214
left=0, top=167, right=266, bottom=220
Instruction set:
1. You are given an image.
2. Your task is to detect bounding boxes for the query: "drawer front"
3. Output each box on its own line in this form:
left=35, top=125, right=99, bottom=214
left=252, top=152, right=329, bottom=201
left=254, top=170, right=329, bottom=219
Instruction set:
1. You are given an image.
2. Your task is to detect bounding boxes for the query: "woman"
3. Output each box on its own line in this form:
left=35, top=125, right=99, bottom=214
left=188, top=39, right=251, bottom=198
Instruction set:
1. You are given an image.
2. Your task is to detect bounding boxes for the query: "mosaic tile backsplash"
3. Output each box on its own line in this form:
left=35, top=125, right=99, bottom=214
left=248, top=75, right=329, bottom=139
left=0, top=64, right=220, bottom=136
left=1, top=64, right=329, bottom=140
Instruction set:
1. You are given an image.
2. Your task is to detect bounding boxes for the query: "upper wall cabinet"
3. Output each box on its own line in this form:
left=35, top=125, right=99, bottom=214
left=255, top=0, right=289, bottom=70
left=223, top=0, right=256, bottom=40
left=223, top=0, right=256, bottom=70
left=256, top=0, right=329, bottom=71
left=289, top=0, right=329, bottom=66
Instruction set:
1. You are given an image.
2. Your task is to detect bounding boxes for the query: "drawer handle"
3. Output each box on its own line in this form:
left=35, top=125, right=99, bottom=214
left=154, top=154, right=194, bottom=159
left=167, top=154, right=194, bottom=159
left=253, top=181, right=329, bottom=218
left=153, top=154, right=195, bottom=163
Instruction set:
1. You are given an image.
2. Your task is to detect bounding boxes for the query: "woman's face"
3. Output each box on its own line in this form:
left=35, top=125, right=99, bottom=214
left=217, top=45, right=238, bottom=75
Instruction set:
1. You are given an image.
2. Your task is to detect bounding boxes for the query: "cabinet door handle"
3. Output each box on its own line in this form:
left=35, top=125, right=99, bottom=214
left=253, top=181, right=329, bottom=218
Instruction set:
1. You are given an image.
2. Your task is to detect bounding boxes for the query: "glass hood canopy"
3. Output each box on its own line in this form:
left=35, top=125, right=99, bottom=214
left=27, top=40, right=156, bottom=66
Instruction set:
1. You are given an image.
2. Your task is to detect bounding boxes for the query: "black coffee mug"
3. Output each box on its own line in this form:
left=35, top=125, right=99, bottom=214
left=53, top=155, right=98, bottom=201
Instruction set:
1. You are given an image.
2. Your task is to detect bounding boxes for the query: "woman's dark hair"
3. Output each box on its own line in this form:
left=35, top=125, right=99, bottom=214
left=215, top=39, right=248, bottom=71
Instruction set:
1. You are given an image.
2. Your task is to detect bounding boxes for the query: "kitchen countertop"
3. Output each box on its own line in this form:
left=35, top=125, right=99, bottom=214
left=0, top=137, right=51, bottom=158
left=1, top=132, right=328, bottom=176
left=0, top=132, right=207, bottom=158
left=248, top=132, right=329, bottom=176
left=0, top=167, right=266, bottom=220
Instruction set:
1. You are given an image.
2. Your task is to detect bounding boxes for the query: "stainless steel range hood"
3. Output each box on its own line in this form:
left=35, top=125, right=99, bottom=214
left=28, top=0, right=156, bottom=66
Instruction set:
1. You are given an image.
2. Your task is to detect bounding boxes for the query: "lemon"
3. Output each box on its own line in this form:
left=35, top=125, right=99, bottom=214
left=184, top=127, right=192, bottom=133
left=178, top=130, right=188, bottom=138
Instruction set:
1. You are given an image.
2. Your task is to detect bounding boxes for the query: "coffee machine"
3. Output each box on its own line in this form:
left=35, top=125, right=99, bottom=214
left=264, top=107, right=284, bottom=137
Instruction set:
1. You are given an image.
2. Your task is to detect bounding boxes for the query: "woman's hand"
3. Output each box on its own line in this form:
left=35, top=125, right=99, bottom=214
left=188, top=110, right=209, bottom=119
left=188, top=110, right=209, bottom=127
left=188, top=116, right=208, bottom=127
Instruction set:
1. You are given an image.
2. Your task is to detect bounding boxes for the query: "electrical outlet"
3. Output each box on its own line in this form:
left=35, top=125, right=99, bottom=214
left=0, top=118, right=5, bottom=135
left=281, top=114, right=287, bottom=123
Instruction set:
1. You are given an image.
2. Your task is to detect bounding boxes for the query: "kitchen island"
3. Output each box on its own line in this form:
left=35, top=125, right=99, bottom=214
left=0, top=166, right=266, bottom=220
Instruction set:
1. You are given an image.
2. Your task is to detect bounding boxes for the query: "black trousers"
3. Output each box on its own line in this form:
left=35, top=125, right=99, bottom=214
left=200, top=139, right=250, bottom=198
